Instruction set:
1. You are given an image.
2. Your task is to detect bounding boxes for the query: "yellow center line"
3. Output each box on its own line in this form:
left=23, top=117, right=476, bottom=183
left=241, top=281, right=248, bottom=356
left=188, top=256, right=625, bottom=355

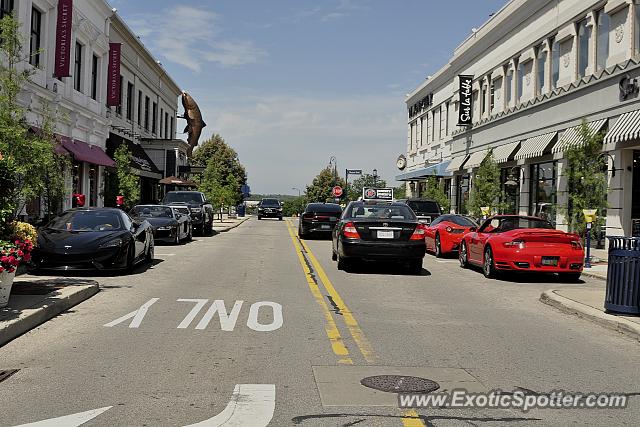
left=285, top=219, right=353, bottom=364
left=400, top=409, right=426, bottom=426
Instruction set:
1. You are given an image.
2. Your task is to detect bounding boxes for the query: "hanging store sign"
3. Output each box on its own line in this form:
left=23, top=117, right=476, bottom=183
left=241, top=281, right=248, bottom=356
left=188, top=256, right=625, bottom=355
left=458, top=75, right=473, bottom=126
left=106, top=43, right=122, bottom=107
left=54, top=0, right=73, bottom=78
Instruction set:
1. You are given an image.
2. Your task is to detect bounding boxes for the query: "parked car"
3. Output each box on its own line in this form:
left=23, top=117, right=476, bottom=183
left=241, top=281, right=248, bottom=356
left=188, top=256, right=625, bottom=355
left=32, top=208, right=154, bottom=273
left=162, top=191, right=213, bottom=235
left=257, top=198, right=283, bottom=220
left=298, top=203, right=342, bottom=239
left=459, top=215, right=584, bottom=282
left=425, top=214, right=478, bottom=257
left=331, top=200, right=427, bottom=274
left=396, top=198, right=442, bottom=224
left=131, top=205, right=192, bottom=244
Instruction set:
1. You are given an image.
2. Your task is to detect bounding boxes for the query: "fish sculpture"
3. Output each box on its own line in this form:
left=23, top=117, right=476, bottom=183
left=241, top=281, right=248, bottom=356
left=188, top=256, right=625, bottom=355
left=180, top=91, right=206, bottom=157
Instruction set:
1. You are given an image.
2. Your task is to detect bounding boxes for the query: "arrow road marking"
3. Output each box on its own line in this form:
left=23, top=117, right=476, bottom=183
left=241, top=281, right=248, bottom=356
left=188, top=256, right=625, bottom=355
left=184, top=384, right=275, bottom=427
left=13, top=406, right=112, bottom=427
left=103, top=298, right=159, bottom=328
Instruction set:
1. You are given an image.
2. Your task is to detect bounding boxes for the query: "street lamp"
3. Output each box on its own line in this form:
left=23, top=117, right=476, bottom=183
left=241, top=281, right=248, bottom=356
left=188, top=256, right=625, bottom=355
left=292, top=187, right=301, bottom=197
left=372, top=169, right=378, bottom=187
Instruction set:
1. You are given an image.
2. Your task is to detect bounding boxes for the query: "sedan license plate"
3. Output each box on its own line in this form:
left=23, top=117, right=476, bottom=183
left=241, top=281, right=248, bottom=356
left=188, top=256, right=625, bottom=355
left=541, top=257, right=559, bottom=266
left=377, top=230, right=394, bottom=239
left=321, top=225, right=331, bottom=229
left=329, top=217, right=337, bottom=222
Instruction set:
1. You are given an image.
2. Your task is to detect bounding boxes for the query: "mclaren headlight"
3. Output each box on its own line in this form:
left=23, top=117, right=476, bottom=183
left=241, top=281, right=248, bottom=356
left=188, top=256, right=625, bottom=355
left=99, top=238, right=123, bottom=248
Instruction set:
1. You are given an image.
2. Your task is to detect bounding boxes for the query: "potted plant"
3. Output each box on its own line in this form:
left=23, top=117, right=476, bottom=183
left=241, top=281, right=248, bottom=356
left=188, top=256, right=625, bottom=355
left=0, top=222, right=36, bottom=308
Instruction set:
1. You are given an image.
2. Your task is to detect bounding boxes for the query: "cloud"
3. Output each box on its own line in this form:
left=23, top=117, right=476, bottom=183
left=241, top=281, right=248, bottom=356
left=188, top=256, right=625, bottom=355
left=127, top=5, right=266, bottom=72
left=293, top=0, right=370, bottom=23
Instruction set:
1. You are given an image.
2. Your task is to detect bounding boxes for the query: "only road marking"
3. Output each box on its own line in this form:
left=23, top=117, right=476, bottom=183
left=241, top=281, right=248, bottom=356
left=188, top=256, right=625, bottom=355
left=13, top=406, right=112, bottom=427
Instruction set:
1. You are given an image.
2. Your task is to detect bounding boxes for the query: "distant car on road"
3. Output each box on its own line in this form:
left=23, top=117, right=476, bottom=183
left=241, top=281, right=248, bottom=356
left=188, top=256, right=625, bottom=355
left=298, top=203, right=342, bottom=239
left=257, top=198, right=283, bottom=220
left=459, top=215, right=584, bottom=281
left=32, top=208, right=154, bottom=273
left=425, top=214, right=477, bottom=257
left=162, top=191, right=213, bottom=235
left=396, top=198, right=442, bottom=225
left=331, top=200, right=427, bottom=274
left=131, top=205, right=192, bottom=245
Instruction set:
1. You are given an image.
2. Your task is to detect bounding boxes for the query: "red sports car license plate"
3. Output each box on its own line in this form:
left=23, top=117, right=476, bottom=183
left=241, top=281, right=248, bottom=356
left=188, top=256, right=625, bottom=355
left=541, top=257, right=559, bottom=266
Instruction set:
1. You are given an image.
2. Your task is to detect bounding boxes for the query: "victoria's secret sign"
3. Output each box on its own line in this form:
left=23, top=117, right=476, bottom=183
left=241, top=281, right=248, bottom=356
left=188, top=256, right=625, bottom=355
left=54, top=0, right=73, bottom=78
left=107, top=43, right=122, bottom=106
left=458, top=75, right=473, bottom=126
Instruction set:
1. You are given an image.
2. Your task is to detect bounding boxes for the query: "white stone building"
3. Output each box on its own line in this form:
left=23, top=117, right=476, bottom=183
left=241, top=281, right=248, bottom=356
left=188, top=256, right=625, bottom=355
left=398, top=0, right=640, bottom=245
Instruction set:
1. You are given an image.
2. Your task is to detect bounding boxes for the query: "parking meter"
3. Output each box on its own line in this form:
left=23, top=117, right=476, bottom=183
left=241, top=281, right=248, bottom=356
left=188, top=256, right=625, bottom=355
left=583, top=209, right=597, bottom=268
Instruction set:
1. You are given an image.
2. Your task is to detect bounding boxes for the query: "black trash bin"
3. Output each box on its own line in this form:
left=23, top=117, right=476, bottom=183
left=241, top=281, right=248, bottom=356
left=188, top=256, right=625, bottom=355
left=605, top=237, right=640, bottom=314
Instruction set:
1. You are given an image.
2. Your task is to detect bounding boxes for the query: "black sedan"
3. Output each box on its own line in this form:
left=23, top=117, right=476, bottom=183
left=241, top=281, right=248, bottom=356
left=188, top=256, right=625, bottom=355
left=331, top=201, right=427, bottom=274
left=32, top=208, right=154, bottom=273
left=298, top=203, right=342, bottom=239
left=131, top=205, right=192, bottom=244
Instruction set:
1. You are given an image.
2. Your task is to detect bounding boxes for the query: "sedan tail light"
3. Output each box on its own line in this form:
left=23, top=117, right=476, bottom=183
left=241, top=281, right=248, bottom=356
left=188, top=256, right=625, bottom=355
left=410, top=223, right=427, bottom=240
left=302, top=213, right=315, bottom=220
left=342, top=222, right=361, bottom=239
left=503, top=239, right=525, bottom=249
left=571, top=240, right=583, bottom=250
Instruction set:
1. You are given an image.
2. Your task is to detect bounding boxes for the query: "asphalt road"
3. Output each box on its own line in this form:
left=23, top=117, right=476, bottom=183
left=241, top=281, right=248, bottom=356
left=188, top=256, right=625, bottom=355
left=0, top=217, right=638, bottom=426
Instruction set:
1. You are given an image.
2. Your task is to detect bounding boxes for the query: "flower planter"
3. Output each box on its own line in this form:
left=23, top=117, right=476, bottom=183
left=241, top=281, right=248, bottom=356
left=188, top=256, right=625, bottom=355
left=0, top=270, right=16, bottom=308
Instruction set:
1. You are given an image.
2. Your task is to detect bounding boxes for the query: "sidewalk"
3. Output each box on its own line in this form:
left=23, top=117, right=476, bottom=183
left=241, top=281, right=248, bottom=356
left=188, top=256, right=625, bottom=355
left=212, top=214, right=251, bottom=233
left=0, top=276, right=99, bottom=347
left=580, top=248, right=608, bottom=281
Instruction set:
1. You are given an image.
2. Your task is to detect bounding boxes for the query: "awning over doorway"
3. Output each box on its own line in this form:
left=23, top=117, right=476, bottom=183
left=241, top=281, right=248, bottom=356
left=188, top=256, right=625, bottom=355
left=61, top=139, right=116, bottom=167
left=159, top=176, right=197, bottom=187
left=491, top=141, right=521, bottom=164
left=463, top=149, right=488, bottom=170
left=553, top=119, right=608, bottom=154
left=604, top=109, right=640, bottom=146
left=514, top=131, right=558, bottom=160
left=395, top=160, right=452, bottom=181
left=445, top=154, right=470, bottom=173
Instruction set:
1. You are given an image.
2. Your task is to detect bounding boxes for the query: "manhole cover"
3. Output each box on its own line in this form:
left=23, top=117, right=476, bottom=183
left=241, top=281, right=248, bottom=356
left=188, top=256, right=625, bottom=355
left=360, top=375, right=440, bottom=394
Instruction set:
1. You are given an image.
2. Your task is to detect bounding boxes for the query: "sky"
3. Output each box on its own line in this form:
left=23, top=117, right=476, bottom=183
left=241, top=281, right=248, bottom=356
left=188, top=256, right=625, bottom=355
left=110, top=0, right=508, bottom=195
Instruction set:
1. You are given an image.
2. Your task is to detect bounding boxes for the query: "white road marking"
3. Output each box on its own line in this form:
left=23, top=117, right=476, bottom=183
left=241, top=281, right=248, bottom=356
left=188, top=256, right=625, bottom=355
left=177, top=299, right=210, bottom=329
left=435, top=259, right=458, bottom=263
left=13, top=406, right=112, bottom=427
left=183, top=384, right=275, bottom=427
left=154, top=253, right=176, bottom=256
left=195, top=300, right=243, bottom=331
left=247, top=302, right=283, bottom=332
left=103, top=298, right=159, bottom=328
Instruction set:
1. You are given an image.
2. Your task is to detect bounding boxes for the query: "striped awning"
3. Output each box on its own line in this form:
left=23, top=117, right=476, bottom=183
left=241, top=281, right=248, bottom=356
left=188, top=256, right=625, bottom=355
left=553, top=119, right=607, bottom=153
left=445, top=154, right=470, bottom=173
left=464, top=149, right=488, bottom=170
left=491, top=141, right=521, bottom=164
left=514, top=132, right=557, bottom=160
left=604, top=109, right=640, bottom=146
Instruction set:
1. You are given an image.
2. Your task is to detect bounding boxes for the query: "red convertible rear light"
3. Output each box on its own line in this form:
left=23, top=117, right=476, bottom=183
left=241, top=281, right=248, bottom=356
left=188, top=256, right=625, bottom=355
left=571, top=240, right=583, bottom=250
left=503, top=239, right=525, bottom=249
left=410, top=223, right=427, bottom=240
left=343, top=222, right=361, bottom=239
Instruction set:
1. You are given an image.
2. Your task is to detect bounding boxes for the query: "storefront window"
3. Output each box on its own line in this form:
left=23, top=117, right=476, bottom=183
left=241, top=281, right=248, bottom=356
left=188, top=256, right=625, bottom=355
left=529, top=161, right=557, bottom=225
left=89, top=165, right=98, bottom=207
left=456, top=174, right=470, bottom=214
left=501, top=167, right=520, bottom=214
left=444, top=179, right=452, bottom=206
left=72, top=161, right=83, bottom=194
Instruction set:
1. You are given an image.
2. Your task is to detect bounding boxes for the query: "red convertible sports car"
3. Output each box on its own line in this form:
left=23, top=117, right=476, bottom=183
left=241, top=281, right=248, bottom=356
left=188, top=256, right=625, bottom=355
left=458, top=215, right=584, bottom=281
left=425, top=214, right=477, bottom=257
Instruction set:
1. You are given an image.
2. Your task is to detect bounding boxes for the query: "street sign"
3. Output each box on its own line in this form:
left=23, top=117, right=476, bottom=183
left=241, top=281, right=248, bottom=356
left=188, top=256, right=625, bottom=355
left=332, top=186, right=343, bottom=197
left=346, top=169, right=362, bottom=175
left=362, top=187, right=393, bottom=201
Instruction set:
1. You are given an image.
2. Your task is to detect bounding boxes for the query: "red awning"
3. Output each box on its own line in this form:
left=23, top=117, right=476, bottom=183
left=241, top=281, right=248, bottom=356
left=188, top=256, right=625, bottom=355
left=29, top=127, right=70, bottom=156
left=61, top=138, right=116, bottom=167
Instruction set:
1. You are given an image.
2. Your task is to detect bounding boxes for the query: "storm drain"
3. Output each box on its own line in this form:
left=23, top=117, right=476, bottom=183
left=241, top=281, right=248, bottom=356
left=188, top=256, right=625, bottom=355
left=360, top=375, right=439, bottom=394
left=0, top=369, right=19, bottom=384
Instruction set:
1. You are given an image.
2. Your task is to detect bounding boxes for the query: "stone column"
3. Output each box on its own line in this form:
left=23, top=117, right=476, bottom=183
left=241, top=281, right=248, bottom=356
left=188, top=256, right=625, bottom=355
left=555, top=158, right=569, bottom=232
left=518, top=163, right=530, bottom=216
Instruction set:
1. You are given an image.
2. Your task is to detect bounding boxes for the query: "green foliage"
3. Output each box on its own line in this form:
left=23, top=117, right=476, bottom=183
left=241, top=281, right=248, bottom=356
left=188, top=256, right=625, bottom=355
left=393, top=184, right=407, bottom=200
left=346, top=173, right=387, bottom=200
left=306, top=167, right=345, bottom=203
left=282, top=196, right=307, bottom=216
left=467, top=150, right=502, bottom=218
left=422, top=175, right=451, bottom=213
left=564, top=121, right=608, bottom=236
left=114, top=144, right=140, bottom=210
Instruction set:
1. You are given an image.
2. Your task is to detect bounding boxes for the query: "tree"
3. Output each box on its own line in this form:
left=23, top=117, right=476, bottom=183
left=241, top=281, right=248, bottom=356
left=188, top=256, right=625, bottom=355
left=422, top=175, right=451, bottom=213
left=306, top=167, right=345, bottom=203
left=564, top=121, right=608, bottom=236
left=347, top=174, right=387, bottom=200
left=282, top=196, right=307, bottom=216
left=467, top=150, right=502, bottom=218
left=200, top=160, right=239, bottom=210
left=114, top=144, right=140, bottom=210
left=393, top=184, right=407, bottom=200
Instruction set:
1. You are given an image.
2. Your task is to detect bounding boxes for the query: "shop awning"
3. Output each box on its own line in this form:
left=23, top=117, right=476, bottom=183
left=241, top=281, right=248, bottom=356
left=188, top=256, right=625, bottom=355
left=445, top=154, right=470, bottom=173
left=553, top=119, right=608, bottom=153
left=464, top=149, right=488, bottom=170
left=604, top=109, right=640, bottom=146
left=61, top=139, right=116, bottom=167
left=395, top=160, right=452, bottom=181
left=159, top=176, right=197, bottom=187
left=514, top=131, right=557, bottom=160
left=28, top=127, right=71, bottom=156
left=126, top=140, right=162, bottom=179
left=491, top=141, right=521, bottom=164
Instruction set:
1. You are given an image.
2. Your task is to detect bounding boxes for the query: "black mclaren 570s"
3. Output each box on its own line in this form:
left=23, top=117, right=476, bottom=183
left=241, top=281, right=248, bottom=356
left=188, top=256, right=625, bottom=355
left=32, top=208, right=154, bottom=273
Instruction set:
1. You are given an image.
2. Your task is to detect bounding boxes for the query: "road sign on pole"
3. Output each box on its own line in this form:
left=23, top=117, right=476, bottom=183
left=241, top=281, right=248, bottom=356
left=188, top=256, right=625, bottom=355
left=332, top=186, right=343, bottom=198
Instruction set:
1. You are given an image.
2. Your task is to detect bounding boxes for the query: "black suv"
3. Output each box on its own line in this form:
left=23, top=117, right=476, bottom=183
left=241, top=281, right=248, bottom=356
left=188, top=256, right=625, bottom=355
left=396, top=198, right=442, bottom=225
left=162, top=191, right=214, bottom=234
left=257, top=198, right=283, bottom=220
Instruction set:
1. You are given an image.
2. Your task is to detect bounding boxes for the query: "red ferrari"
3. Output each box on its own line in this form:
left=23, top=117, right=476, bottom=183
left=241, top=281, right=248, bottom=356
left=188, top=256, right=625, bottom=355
left=425, top=214, right=477, bottom=257
left=458, top=215, right=584, bottom=282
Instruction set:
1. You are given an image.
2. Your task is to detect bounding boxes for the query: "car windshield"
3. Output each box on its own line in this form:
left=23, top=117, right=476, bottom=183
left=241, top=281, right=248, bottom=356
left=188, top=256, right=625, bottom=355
left=261, top=199, right=280, bottom=207
left=407, top=200, right=440, bottom=214
left=47, top=210, right=124, bottom=232
left=132, top=206, right=174, bottom=218
left=479, top=217, right=555, bottom=233
left=447, top=216, right=477, bottom=227
left=346, top=204, right=416, bottom=220
left=164, top=193, right=203, bottom=203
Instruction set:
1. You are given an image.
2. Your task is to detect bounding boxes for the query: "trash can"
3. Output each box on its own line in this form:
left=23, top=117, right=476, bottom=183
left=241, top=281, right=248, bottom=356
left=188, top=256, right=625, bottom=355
left=605, top=237, right=640, bottom=314
left=237, top=204, right=245, bottom=217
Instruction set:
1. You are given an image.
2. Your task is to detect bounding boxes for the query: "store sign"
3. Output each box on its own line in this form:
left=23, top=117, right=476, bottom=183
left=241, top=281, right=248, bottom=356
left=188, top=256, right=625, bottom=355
left=458, top=75, right=473, bottom=126
left=107, top=43, right=122, bottom=106
left=362, top=187, right=394, bottom=201
left=54, top=0, right=73, bottom=78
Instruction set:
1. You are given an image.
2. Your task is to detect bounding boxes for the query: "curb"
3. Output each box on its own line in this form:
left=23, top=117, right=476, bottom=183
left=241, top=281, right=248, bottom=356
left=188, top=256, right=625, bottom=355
left=0, top=282, right=99, bottom=347
left=214, top=217, right=250, bottom=233
left=580, top=270, right=606, bottom=281
left=540, top=290, right=640, bottom=342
